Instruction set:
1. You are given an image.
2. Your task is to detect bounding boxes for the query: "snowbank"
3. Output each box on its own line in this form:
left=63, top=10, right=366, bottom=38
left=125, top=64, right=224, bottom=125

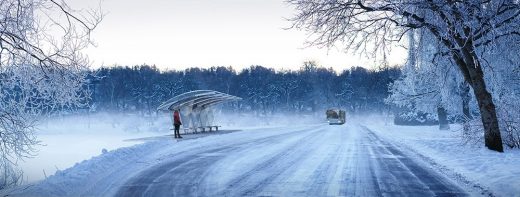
left=19, top=113, right=171, bottom=183
left=7, top=139, right=172, bottom=196
left=361, top=117, right=520, bottom=197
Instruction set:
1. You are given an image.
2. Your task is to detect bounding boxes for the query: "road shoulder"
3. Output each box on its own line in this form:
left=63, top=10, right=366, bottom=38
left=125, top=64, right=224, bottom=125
left=361, top=123, right=500, bottom=196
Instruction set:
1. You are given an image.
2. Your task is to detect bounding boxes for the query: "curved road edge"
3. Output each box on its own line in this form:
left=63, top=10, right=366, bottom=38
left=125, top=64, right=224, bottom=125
left=359, top=125, right=495, bottom=197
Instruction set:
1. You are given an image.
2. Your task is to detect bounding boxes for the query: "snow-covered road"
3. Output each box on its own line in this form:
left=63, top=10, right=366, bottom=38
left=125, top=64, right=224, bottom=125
left=113, top=124, right=468, bottom=196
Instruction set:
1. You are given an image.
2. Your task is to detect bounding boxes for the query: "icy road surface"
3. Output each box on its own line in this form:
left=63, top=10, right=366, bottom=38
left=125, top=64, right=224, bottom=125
left=114, top=125, right=468, bottom=196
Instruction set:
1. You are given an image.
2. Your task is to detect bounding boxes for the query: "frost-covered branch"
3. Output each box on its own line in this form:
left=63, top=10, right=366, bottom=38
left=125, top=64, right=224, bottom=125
left=0, top=0, right=102, bottom=188
left=288, top=0, right=520, bottom=152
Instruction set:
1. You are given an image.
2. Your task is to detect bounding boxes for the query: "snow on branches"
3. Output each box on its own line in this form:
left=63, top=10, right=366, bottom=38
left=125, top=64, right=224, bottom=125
left=0, top=0, right=101, bottom=188
left=288, top=0, right=520, bottom=152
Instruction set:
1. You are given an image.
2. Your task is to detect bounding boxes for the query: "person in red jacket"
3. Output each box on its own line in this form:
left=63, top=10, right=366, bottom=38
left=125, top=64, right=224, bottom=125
left=173, top=109, right=182, bottom=138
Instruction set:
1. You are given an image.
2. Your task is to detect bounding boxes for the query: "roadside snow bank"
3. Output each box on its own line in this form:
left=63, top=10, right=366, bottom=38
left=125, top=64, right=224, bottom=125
left=20, top=113, right=167, bottom=183
left=6, top=139, right=172, bottom=197
left=362, top=119, right=520, bottom=197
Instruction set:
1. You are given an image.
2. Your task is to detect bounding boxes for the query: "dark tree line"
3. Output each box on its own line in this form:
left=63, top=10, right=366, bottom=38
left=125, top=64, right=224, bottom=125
left=87, top=62, right=400, bottom=115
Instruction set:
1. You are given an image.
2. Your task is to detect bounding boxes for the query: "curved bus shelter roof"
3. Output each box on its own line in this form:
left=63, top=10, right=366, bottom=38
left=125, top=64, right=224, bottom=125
left=157, top=90, right=241, bottom=111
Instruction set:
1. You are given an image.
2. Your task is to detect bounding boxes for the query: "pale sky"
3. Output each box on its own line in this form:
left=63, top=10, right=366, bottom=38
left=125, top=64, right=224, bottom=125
left=71, top=0, right=406, bottom=72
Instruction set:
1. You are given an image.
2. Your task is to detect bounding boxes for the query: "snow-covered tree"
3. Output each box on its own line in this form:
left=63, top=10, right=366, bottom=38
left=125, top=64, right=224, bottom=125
left=0, top=0, right=101, bottom=187
left=479, top=37, right=520, bottom=148
left=276, top=70, right=300, bottom=110
left=89, top=64, right=399, bottom=116
left=387, top=29, right=468, bottom=130
left=288, top=0, right=520, bottom=152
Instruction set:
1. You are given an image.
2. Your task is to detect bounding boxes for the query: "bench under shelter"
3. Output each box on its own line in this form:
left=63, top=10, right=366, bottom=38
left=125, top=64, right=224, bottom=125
left=157, top=90, right=241, bottom=133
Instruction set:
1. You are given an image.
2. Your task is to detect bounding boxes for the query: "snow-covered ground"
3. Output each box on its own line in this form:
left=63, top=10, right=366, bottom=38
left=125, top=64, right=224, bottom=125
left=361, top=117, right=520, bottom=197
left=20, top=113, right=171, bottom=183
left=4, top=123, right=322, bottom=196
left=5, top=122, right=472, bottom=196
left=18, top=112, right=320, bottom=183
left=4, top=114, right=520, bottom=196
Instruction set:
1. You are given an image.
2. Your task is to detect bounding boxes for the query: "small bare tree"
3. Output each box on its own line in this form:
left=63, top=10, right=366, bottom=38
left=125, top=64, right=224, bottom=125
left=288, top=0, right=520, bottom=152
left=0, top=0, right=102, bottom=188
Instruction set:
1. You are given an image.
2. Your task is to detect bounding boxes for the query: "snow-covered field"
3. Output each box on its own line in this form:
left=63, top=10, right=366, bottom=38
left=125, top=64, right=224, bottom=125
left=362, top=117, right=520, bottom=197
left=20, top=113, right=171, bottom=183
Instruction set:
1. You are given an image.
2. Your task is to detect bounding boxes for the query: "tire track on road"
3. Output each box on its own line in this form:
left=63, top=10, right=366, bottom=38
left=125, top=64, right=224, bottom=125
left=306, top=126, right=348, bottom=196
left=363, top=126, right=468, bottom=196
left=114, top=125, right=323, bottom=197
left=218, top=127, right=327, bottom=196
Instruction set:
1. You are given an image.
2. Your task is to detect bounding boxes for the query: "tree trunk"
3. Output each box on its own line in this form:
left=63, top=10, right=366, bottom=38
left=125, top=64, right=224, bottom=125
left=460, top=82, right=472, bottom=120
left=460, top=47, right=504, bottom=152
left=460, top=81, right=472, bottom=134
left=437, top=106, right=450, bottom=130
left=430, top=30, right=504, bottom=152
left=469, top=71, right=504, bottom=152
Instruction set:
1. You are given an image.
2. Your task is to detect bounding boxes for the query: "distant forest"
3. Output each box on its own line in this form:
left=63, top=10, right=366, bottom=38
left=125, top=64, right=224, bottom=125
left=87, top=62, right=400, bottom=115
